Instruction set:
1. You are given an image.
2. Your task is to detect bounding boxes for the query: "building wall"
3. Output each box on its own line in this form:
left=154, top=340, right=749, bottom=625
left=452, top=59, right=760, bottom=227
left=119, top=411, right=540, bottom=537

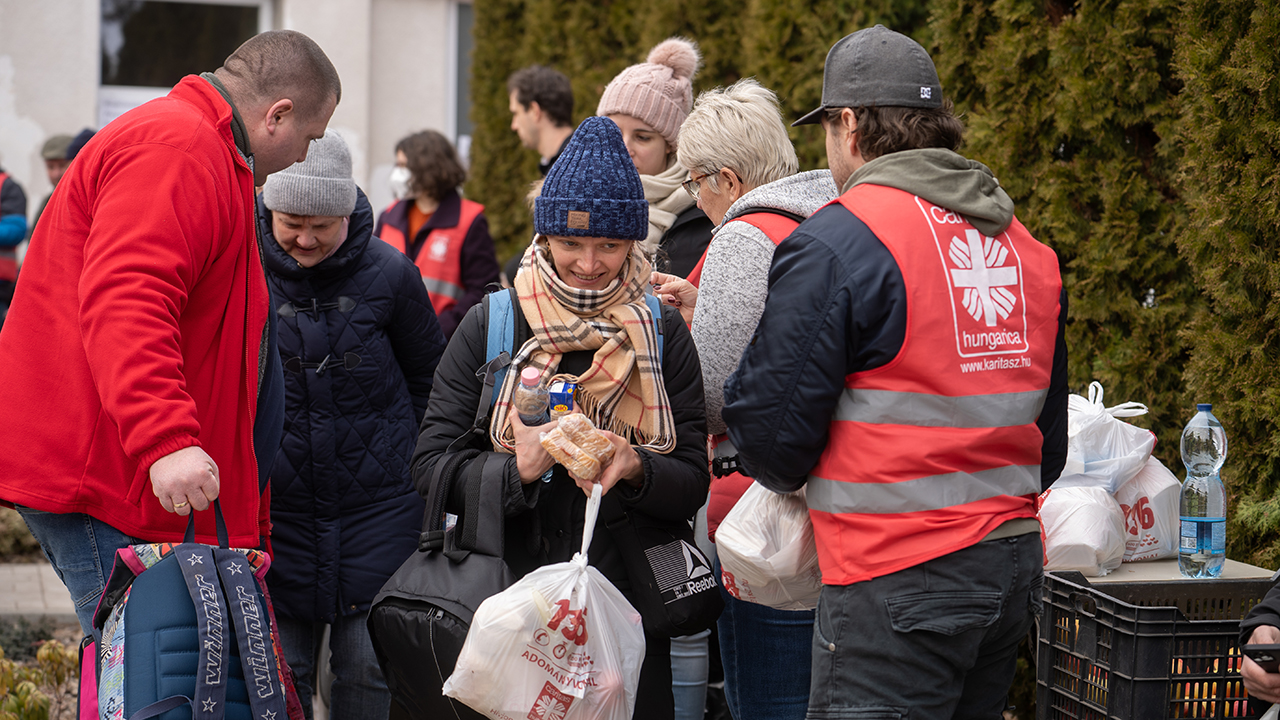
left=0, top=0, right=463, bottom=227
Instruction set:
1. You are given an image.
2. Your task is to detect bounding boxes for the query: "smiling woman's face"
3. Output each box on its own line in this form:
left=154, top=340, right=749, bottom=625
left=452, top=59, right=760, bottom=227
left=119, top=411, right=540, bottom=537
left=544, top=235, right=632, bottom=291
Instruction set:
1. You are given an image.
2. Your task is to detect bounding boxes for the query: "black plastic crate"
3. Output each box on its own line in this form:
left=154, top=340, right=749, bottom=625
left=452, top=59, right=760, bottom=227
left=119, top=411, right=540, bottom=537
left=1038, top=570, right=1274, bottom=719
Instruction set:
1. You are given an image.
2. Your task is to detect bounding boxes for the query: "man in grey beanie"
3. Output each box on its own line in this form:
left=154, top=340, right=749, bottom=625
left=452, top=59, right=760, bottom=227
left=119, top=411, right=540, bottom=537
left=259, top=130, right=447, bottom=720
left=723, top=26, right=1069, bottom=718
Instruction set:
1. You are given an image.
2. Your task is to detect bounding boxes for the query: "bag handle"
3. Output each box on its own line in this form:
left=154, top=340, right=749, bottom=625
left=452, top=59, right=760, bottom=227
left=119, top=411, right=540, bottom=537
left=1086, top=381, right=1148, bottom=418
left=182, top=499, right=230, bottom=548
left=573, top=484, right=603, bottom=567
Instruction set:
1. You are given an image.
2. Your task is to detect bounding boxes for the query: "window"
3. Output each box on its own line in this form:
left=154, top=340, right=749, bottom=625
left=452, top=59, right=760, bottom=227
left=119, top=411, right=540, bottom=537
left=98, top=0, right=272, bottom=127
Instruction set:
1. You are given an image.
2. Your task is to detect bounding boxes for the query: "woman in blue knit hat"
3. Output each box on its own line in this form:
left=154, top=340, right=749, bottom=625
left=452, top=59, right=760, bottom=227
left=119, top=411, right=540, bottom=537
left=412, top=116, right=709, bottom=720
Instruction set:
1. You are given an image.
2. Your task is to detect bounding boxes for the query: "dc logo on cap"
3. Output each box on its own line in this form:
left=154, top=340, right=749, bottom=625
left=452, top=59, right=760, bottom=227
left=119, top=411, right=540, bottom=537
left=921, top=87, right=932, bottom=100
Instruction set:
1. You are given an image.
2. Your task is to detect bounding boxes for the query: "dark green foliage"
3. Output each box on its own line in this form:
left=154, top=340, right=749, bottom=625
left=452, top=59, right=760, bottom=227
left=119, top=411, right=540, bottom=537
left=1176, top=0, right=1280, bottom=566
left=931, top=0, right=1195, bottom=469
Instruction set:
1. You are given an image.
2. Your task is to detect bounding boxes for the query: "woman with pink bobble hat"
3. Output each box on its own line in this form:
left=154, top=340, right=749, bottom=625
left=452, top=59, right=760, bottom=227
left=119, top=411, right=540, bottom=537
left=598, top=37, right=714, bottom=279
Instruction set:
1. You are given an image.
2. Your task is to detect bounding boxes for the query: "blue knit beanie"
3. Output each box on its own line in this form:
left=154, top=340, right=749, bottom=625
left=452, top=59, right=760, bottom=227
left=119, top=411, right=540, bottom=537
left=534, top=116, right=648, bottom=240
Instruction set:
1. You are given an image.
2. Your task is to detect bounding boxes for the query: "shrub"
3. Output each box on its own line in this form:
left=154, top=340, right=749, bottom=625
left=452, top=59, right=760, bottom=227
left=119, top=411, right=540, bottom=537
left=0, top=510, right=41, bottom=564
left=1175, top=0, right=1280, bottom=566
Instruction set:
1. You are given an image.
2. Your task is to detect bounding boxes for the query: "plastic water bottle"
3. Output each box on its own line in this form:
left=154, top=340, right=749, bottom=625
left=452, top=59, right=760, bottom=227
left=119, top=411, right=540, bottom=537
left=513, top=367, right=549, bottom=426
left=1179, top=403, right=1228, bottom=578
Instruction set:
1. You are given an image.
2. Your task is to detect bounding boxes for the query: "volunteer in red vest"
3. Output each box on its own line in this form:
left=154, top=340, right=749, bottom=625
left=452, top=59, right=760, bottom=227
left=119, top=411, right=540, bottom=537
left=722, top=27, right=1069, bottom=718
left=375, top=130, right=499, bottom=338
left=652, top=77, right=837, bottom=720
left=0, top=30, right=340, bottom=640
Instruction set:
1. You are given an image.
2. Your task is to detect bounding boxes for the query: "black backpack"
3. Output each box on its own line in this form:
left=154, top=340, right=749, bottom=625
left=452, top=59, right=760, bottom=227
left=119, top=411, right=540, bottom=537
left=367, top=292, right=518, bottom=720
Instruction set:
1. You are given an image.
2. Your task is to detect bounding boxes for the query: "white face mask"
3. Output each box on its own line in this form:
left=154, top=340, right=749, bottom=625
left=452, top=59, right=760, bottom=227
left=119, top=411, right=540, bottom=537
left=389, top=166, right=412, bottom=200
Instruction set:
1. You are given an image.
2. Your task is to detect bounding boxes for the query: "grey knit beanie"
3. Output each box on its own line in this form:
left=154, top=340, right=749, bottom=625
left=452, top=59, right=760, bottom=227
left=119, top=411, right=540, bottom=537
left=262, top=130, right=357, bottom=217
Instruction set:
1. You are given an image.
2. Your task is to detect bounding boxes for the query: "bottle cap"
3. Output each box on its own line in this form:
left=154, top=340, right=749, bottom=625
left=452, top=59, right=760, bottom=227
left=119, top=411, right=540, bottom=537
left=520, top=367, right=541, bottom=386
left=1197, top=403, right=1213, bottom=412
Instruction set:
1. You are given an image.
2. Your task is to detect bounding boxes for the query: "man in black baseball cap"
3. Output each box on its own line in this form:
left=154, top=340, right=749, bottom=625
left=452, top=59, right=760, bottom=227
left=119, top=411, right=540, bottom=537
left=723, top=25, right=1069, bottom=718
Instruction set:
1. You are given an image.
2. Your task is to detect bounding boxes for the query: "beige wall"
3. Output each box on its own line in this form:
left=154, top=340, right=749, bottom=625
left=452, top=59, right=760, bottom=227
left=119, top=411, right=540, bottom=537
left=0, top=0, right=100, bottom=207
left=0, top=0, right=464, bottom=223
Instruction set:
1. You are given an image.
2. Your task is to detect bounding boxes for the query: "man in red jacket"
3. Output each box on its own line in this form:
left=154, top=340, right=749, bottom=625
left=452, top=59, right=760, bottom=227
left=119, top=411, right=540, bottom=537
left=0, top=30, right=340, bottom=639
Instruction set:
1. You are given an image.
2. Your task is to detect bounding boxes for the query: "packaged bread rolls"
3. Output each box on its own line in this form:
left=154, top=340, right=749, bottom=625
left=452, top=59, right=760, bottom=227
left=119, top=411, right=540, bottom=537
left=560, top=413, right=616, bottom=464
left=541, top=426, right=603, bottom=480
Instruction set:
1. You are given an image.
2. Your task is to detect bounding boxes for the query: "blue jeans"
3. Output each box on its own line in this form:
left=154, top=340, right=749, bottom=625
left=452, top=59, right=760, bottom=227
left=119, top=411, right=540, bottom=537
left=807, top=533, right=1042, bottom=720
left=15, top=507, right=140, bottom=641
left=277, top=611, right=390, bottom=720
left=716, top=560, right=814, bottom=720
left=671, top=629, right=711, bottom=720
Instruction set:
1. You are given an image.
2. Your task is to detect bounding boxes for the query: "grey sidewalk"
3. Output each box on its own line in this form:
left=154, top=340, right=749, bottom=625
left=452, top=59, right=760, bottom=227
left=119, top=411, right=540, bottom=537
left=0, top=562, right=77, bottom=622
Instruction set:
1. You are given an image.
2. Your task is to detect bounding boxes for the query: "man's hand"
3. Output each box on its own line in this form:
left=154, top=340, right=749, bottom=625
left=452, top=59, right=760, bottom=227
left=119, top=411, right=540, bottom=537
left=569, top=430, right=642, bottom=497
left=1242, top=625, right=1280, bottom=703
left=150, top=446, right=220, bottom=516
left=511, top=411, right=557, bottom=484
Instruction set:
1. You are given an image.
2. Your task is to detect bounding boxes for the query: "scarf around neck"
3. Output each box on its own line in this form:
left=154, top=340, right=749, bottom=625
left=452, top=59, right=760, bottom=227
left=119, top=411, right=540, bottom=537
left=641, top=160, right=696, bottom=253
left=489, top=239, right=676, bottom=455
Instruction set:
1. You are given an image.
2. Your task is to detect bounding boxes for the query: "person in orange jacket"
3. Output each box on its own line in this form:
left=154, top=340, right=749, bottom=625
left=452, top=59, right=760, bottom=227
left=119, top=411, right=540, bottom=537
left=376, top=130, right=499, bottom=338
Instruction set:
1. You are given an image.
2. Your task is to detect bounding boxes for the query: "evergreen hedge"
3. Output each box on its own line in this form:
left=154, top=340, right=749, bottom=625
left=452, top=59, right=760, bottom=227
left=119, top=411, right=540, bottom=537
left=1176, top=0, right=1280, bottom=567
left=467, top=0, right=1280, bottom=565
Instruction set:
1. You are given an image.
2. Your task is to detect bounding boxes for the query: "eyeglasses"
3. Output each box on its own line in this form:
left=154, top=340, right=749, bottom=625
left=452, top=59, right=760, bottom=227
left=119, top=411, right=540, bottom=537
left=682, top=172, right=710, bottom=200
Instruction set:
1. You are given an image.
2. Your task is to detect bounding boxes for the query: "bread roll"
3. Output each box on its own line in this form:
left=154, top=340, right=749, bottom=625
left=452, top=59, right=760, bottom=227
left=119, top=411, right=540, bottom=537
left=540, top=426, right=602, bottom=480
left=560, top=413, right=616, bottom=464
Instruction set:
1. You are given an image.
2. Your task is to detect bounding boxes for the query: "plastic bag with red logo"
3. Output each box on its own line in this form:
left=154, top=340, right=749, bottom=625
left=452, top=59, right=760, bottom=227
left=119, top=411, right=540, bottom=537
left=1114, top=456, right=1181, bottom=562
left=442, top=484, right=645, bottom=720
left=716, top=482, right=822, bottom=611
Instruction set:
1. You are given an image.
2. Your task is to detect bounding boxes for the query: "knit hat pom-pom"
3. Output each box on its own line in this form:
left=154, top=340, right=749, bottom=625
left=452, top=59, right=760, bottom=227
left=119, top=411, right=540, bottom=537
left=646, top=37, right=700, bottom=80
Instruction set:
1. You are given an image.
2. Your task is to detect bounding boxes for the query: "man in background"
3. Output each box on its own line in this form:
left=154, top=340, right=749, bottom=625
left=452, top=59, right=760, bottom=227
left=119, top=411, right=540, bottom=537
left=30, top=129, right=95, bottom=237
left=0, top=29, right=341, bottom=639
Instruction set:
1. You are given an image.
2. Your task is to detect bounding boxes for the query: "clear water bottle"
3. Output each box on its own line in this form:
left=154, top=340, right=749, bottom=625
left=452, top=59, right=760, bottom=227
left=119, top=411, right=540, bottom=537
left=1179, top=403, right=1228, bottom=578
left=513, top=367, right=549, bottom=426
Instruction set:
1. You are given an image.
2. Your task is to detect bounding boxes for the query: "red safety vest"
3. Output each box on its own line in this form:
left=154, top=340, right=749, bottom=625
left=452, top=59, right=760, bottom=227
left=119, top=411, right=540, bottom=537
left=697, top=211, right=803, bottom=541
left=379, top=198, right=485, bottom=316
left=807, top=184, right=1061, bottom=585
left=0, top=173, right=17, bottom=282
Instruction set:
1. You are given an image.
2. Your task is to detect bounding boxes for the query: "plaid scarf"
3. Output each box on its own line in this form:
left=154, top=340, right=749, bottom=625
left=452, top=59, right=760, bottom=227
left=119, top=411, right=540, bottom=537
left=489, top=239, right=676, bottom=455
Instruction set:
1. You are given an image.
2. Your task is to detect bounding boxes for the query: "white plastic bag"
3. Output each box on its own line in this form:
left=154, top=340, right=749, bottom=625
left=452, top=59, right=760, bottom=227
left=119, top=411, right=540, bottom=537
left=715, top=482, right=822, bottom=611
left=1040, top=486, right=1127, bottom=576
left=443, top=484, right=645, bottom=720
left=1053, top=381, right=1156, bottom=493
left=1115, top=456, right=1181, bottom=562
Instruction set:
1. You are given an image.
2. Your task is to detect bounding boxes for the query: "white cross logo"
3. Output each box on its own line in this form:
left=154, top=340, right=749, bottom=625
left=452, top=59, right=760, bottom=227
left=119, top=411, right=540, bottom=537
left=948, top=229, right=1018, bottom=327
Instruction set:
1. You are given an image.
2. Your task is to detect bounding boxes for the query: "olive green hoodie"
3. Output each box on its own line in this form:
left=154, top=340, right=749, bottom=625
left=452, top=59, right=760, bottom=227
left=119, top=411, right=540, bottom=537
left=842, top=148, right=1015, bottom=238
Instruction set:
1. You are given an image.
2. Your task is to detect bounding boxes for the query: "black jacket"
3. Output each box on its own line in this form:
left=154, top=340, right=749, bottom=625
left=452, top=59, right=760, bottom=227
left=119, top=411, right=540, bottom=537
left=657, top=205, right=713, bottom=279
left=260, top=190, right=448, bottom=622
left=410, top=293, right=709, bottom=594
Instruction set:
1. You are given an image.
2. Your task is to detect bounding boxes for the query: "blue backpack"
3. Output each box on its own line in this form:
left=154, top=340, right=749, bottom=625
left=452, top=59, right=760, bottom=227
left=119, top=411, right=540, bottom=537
left=79, top=503, right=301, bottom=720
left=483, top=287, right=665, bottom=408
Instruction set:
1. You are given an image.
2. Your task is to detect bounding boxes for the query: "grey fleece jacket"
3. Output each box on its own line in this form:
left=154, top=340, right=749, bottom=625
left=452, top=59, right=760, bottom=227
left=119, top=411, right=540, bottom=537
left=691, top=169, right=839, bottom=434
left=845, top=148, right=1015, bottom=237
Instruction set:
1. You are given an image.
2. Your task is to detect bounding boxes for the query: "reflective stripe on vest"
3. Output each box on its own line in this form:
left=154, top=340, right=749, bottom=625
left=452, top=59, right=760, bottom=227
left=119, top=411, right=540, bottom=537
left=807, top=464, right=1041, bottom=515
left=423, top=275, right=464, bottom=300
left=805, top=183, right=1061, bottom=584
left=833, top=387, right=1048, bottom=428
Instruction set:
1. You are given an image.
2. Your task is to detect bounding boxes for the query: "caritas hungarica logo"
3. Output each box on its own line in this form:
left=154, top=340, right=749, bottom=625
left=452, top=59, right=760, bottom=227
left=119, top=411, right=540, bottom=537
left=921, top=203, right=1030, bottom=358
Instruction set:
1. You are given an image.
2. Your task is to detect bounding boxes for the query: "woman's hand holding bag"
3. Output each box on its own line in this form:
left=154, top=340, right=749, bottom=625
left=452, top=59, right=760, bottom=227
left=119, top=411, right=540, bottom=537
left=443, top=484, right=646, bottom=720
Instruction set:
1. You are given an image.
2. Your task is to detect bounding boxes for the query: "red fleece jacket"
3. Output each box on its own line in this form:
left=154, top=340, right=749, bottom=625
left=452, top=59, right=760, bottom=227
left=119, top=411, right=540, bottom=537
left=0, top=76, right=271, bottom=546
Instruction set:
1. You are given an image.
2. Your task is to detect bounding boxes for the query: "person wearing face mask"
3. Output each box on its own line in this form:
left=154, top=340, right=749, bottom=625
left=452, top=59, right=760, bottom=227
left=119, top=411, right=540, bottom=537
left=598, top=37, right=713, bottom=279
left=376, top=130, right=499, bottom=338
left=259, top=130, right=448, bottom=720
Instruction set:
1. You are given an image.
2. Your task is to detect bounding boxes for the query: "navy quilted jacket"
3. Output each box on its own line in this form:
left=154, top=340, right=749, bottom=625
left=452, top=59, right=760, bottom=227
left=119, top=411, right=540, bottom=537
left=259, top=189, right=447, bottom=622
